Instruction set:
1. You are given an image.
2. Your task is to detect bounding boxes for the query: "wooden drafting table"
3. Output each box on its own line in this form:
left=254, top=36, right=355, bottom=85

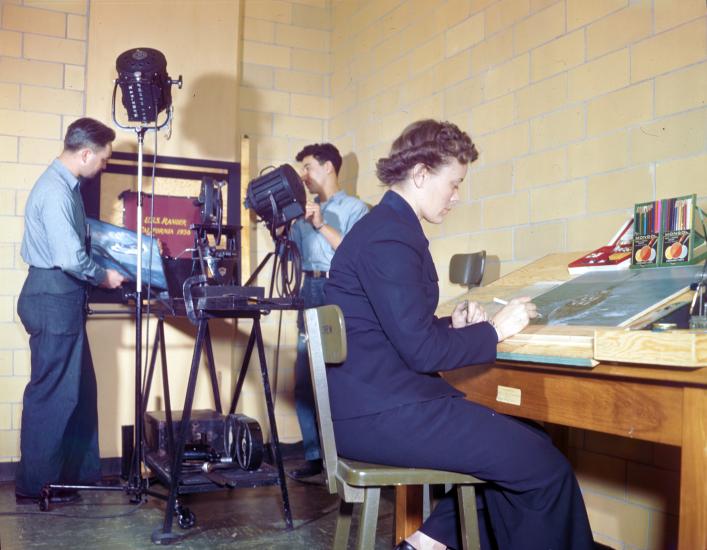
left=395, top=253, right=707, bottom=550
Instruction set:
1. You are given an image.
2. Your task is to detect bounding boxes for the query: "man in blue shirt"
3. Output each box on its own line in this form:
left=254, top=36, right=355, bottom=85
left=15, top=118, right=125, bottom=504
left=287, top=143, right=368, bottom=479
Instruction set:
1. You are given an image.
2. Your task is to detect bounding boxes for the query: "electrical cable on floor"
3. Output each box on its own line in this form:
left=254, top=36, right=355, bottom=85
left=0, top=497, right=393, bottom=541
left=0, top=499, right=146, bottom=519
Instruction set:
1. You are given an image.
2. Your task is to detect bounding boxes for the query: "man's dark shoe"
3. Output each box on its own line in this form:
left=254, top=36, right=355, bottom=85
left=15, top=489, right=81, bottom=505
left=393, top=541, right=416, bottom=550
left=287, top=459, right=323, bottom=481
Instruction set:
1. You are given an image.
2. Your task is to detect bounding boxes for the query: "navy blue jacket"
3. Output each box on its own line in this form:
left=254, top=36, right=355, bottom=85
left=325, top=190, right=498, bottom=420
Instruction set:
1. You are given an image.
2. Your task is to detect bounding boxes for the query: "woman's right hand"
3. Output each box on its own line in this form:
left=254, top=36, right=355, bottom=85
left=491, top=297, right=538, bottom=342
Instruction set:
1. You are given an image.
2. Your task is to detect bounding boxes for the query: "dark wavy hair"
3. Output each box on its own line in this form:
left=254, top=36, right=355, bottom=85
left=376, top=120, right=478, bottom=185
left=64, top=117, right=116, bottom=152
left=296, top=142, right=343, bottom=175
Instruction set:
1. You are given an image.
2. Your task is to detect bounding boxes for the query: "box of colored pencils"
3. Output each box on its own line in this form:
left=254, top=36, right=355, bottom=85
left=660, top=194, right=706, bottom=267
left=631, top=200, right=662, bottom=268
left=631, top=194, right=707, bottom=269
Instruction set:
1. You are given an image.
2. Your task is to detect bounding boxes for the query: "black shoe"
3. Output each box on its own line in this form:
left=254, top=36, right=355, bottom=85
left=393, top=541, right=416, bottom=550
left=287, top=459, right=323, bottom=480
left=15, top=489, right=82, bottom=505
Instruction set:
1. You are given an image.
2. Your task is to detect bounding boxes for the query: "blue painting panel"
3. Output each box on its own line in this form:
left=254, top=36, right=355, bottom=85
left=530, top=265, right=703, bottom=326
left=86, top=217, right=168, bottom=290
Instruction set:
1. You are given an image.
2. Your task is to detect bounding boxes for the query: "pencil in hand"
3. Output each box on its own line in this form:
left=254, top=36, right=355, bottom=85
left=493, top=297, right=543, bottom=318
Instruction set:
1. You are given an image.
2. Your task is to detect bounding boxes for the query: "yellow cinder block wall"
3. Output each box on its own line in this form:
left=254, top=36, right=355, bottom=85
left=0, top=0, right=333, bottom=467
left=238, top=0, right=332, bottom=443
left=324, top=1, right=705, bottom=549
left=330, top=0, right=706, bottom=300
left=0, top=0, right=249, bottom=463
left=0, top=0, right=92, bottom=461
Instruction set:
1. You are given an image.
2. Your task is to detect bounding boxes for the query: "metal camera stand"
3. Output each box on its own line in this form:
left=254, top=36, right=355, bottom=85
left=134, top=186, right=297, bottom=542
left=140, top=218, right=297, bottom=542
left=143, top=282, right=297, bottom=543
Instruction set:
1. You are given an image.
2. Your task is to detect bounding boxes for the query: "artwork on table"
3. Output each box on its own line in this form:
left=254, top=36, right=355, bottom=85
left=528, top=265, right=702, bottom=327
left=87, top=217, right=168, bottom=290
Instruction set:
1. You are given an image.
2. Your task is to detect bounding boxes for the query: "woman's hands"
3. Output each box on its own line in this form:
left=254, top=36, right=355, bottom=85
left=451, top=300, right=488, bottom=328
left=451, top=296, right=539, bottom=341
left=490, top=297, right=538, bottom=341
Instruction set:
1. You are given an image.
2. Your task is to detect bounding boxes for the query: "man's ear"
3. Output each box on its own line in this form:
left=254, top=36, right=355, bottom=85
left=80, top=148, right=92, bottom=164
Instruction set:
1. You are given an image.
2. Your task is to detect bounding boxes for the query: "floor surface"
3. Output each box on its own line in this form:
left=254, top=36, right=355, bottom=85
left=0, top=456, right=396, bottom=549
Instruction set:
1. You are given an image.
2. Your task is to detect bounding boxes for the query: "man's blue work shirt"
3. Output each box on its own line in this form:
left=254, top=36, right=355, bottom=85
left=290, top=190, right=368, bottom=272
left=21, top=159, right=106, bottom=285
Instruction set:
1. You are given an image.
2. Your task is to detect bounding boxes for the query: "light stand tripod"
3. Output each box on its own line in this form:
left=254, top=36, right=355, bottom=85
left=110, top=52, right=182, bottom=503
left=113, top=101, right=178, bottom=500
left=126, top=125, right=157, bottom=495
left=38, top=69, right=182, bottom=511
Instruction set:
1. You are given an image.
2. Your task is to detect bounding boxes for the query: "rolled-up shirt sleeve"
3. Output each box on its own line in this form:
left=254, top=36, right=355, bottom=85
left=342, top=200, right=368, bottom=234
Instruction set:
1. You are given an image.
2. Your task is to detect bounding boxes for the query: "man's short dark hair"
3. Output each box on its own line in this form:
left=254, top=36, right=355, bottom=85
left=295, top=143, right=342, bottom=175
left=64, top=117, right=116, bottom=152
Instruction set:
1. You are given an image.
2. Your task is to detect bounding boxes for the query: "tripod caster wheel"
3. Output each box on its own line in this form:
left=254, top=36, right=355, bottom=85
left=177, top=507, right=196, bottom=529
left=38, top=488, right=50, bottom=511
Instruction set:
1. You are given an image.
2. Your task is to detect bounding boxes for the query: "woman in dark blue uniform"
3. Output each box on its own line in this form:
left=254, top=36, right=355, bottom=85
left=325, top=120, right=594, bottom=550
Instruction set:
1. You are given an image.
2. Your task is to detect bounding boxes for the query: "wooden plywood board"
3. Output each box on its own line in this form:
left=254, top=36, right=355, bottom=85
left=240, top=136, right=251, bottom=278
left=594, top=328, right=707, bottom=368
left=498, top=325, right=598, bottom=367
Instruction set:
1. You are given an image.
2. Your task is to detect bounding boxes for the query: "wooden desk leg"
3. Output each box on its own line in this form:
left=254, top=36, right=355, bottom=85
left=678, top=387, right=706, bottom=550
left=395, top=485, right=423, bottom=544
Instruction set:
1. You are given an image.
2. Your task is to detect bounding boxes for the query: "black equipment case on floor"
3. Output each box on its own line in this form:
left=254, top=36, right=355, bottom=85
left=145, top=409, right=264, bottom=473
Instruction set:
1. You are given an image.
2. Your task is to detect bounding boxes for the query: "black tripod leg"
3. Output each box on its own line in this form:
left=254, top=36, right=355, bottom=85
left=142, top=318, right=162, bottom=418
left=269, top=248, right=281, bottom=298
left=127, top=317, right=162, bottom=500
left=158, top=321, right=175, bottom=459
left=244, top=251, right=273, bottom=286
left=203, top=323, right=222, bottom=414
left=155, top=319, right=207, bottom=542
left=254, top=319, right=293, bottom=529
left=228, top=327, right=256, bottom=415
left=130, top=294, right=144, bottom=492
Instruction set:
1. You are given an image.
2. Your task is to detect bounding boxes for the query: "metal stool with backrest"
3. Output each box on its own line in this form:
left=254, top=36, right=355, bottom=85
left=304, top=304, right=485, bottom=550
left=449, top=250, right=486, bottom=289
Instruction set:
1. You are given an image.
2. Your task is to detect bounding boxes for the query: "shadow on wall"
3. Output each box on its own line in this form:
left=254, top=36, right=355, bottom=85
left=340, top=151, right=380, bottom=213
left=339, top=152, right=359, bottom=199
left=177, top=72, right=239, bottom=161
